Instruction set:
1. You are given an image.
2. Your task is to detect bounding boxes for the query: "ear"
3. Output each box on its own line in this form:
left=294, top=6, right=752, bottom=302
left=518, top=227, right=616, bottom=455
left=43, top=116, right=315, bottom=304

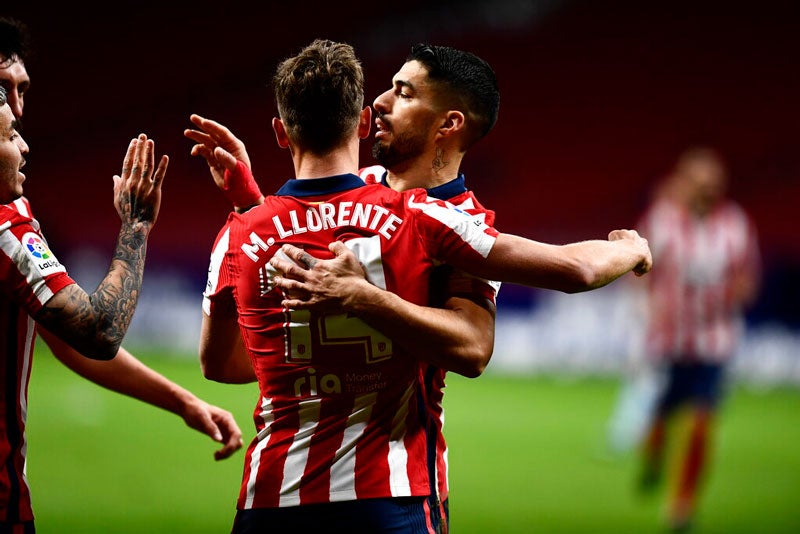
left=357, top=106, right=372, bottom=140
left=272, top=117, right=290, bottom=149
left=438, top=110, right=466, bottom=139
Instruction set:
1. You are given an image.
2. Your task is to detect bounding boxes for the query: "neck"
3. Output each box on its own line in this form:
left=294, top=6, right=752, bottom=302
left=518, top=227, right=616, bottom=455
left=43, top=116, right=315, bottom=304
left=292, top=138, right=360, bottom=179
left=385, top=147, right=464, bottom=192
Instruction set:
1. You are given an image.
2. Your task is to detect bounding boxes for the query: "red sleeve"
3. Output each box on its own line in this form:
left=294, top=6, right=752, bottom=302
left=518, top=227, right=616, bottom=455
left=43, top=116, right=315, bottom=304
left=0, top=209, right=75, bottom=315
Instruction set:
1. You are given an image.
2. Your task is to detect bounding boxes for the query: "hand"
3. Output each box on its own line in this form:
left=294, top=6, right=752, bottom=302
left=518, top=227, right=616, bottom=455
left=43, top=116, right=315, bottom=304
left=113, top=134, right=168, bottom=230
left=609, top=229, right=652, bottom=276
left=184, top=114, right=263, bottom=210
left=269, top=241, right=369, bottom=312
left=180, top=398, right=244, bottom=461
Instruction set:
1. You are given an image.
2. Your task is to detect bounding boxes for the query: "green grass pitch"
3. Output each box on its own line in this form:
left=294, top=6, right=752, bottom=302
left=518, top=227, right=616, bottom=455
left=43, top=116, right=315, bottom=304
left=26, top=345, right=800, bottom=533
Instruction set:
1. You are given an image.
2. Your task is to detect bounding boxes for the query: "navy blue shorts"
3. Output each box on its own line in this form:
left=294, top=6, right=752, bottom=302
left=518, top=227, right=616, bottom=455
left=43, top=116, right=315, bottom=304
left=232, top=496, right=436, bottom=533
left=656, top=360, right=726, bottom=414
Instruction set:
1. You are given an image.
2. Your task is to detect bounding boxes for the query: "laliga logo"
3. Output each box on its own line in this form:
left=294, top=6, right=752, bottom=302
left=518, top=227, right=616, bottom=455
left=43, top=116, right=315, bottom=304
left=26, top=236, right=52, bottom=259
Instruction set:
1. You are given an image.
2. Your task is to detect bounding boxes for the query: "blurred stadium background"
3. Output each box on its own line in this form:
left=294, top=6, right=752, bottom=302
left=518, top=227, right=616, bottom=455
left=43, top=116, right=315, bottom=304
left=5, top=1, right=800, bottom=532
left=7, top=0, right=797, bottom=384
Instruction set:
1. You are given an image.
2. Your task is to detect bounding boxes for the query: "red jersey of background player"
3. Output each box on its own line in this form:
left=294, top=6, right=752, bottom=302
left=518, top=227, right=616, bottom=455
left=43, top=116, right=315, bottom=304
left=360, top=164, right=499, bottom=505
left=204, top=174, right=498, bottom=510
left=0, top=197, right=75, bottom=523
left=638, top=196, right=761, bottom=362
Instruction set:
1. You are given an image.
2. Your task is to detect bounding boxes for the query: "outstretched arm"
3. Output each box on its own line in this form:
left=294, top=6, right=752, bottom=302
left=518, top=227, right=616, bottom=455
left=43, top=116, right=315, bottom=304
left=35, top=134, right=167, bottom=360
left=38, top=328, right=244, bottom=460
left=270, top=242, right=495, bottom=377
left=475, top=230, right=652, bottom=292
left=269, top=228, right=649, bottom=374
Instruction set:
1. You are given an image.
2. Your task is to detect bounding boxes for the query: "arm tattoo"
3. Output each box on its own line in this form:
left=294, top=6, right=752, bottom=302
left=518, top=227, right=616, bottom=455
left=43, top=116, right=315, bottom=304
left=36, top=224, right=149, bottom=360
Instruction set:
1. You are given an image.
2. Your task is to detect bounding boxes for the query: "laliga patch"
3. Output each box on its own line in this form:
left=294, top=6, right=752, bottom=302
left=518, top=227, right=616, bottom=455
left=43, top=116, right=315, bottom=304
left=22, top=232, right=65, bottom=276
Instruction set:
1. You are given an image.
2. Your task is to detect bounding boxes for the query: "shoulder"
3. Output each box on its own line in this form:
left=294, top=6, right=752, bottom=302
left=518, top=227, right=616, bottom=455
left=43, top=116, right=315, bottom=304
left=0, top=200, right=37, bottom=233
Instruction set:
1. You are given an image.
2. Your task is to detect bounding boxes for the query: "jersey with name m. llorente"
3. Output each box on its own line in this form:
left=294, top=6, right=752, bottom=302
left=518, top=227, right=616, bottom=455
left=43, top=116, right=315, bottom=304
left=359, top=165, right=499, bottom=503
left=0, top=197, right=74, bottom=523
left=204, top=174, right=497, bottom=509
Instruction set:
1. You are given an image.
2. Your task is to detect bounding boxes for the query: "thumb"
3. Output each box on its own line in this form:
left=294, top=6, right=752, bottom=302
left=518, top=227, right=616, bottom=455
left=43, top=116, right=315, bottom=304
left=329, top=241, right=348, bottom=256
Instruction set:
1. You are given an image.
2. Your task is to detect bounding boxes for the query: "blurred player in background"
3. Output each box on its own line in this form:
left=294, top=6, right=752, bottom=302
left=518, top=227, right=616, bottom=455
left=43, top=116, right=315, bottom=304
left=634, top=146, right=761, bottom=531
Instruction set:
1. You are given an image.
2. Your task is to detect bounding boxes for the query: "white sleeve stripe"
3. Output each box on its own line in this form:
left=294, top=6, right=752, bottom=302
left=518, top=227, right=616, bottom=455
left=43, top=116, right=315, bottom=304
left=408, top=194, right=496, bottom=258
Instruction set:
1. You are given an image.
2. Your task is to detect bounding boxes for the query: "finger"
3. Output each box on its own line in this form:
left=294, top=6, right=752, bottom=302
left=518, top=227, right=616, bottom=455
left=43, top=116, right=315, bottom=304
left=142, top=139, right=155, bottom=180
left=271, top=252, right=310, bottom=273
left=214, top=436, right=244, bottom=461
left=121, top=138, right=138, bottom=180
left=183, top=128, right=213, bottom=145
left=213, top=146, right=238, bottom=170
left=280, top=244, right=305, bottom=259
left=268, top=256, right=293, bottom=274
left=190, top=144, right=214, bottom=160
left=152, top=155, right=169, bottom=186
left=212, top=421, right=244, bottom=461
left=198, top=116, right=233, bottom=141
left=270, top=260, right=309, bottom=282
left=281, top=297, right=311, bottom=310
left=273, top=275, right=307, bottom=291
left=131, top=134, right=147, bottom=180
left=281, top=244, right=317, bottom=268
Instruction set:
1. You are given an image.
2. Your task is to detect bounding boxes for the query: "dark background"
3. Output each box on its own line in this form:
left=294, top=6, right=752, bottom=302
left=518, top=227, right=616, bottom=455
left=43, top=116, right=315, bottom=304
left=5, top=0, right=799, bottom=326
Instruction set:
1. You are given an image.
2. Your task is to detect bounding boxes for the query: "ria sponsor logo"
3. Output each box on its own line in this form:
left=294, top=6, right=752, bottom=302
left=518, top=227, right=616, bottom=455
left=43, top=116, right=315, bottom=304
left=294, top=367, right=341, bottom=396
left=293, top=367, right=387, bottom=397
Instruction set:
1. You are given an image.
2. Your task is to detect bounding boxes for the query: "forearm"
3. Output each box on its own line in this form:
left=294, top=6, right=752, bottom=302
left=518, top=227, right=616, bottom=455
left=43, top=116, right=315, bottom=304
left=40, top=327, right=197, bottom=415
left=343, top=280, right=494, bottom=377
left=480, top=233, right=648, bottom=293
left=90, top=222, right=150, bottom=344
left=560, top=239, right=648, bottom=290
left=36, top=224, right=151, bottom=359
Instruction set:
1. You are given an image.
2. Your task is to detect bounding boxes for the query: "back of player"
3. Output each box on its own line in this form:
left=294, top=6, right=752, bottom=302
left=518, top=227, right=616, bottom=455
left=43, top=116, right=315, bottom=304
left=210, top=175, right=496, bottom=530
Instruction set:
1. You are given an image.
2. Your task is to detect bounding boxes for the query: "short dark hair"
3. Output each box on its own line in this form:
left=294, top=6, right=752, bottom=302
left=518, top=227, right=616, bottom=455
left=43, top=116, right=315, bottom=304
left=407, top=43, right=499, bottom=149
left=273, top=39, right=364, bottom=154
left=0, top=17, right=33, bottom=68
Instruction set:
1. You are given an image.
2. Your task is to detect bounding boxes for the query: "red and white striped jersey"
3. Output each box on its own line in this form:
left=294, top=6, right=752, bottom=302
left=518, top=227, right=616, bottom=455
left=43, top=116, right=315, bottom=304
left=0, top=197, right=74, bottom=523
left=204, top=174, right=498, bottom=510
left=359, top=165, right=499, bottom=503
left=638, top=197, right=761, bottom=362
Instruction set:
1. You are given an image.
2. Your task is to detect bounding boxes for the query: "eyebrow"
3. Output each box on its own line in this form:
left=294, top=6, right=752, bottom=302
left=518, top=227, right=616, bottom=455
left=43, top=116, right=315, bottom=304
left=395, top=79, right=415, bottom=92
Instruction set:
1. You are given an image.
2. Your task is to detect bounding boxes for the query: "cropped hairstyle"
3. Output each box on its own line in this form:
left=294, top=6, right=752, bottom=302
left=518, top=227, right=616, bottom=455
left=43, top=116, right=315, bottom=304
left=407, top=43, right=499, bottom=149
left=273, top=39, right=364, bottom=154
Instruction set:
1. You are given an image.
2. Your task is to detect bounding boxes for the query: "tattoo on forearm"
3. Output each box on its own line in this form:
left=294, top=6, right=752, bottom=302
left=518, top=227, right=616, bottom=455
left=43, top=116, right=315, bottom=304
left=37, top=224, right=148, bottom=357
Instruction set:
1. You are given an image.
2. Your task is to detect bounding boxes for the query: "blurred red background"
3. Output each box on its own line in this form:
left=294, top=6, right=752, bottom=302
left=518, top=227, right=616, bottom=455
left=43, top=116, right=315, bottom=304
left=5, top=0, right=799, bottom=326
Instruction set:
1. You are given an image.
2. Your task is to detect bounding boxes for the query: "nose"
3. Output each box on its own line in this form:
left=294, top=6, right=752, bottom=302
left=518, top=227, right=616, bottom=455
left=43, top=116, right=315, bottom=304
left=18, top=134, right=29, bottom=155
left=7, top=92, right=23, bottom=120
left=373, top=88, right=391, bottom=115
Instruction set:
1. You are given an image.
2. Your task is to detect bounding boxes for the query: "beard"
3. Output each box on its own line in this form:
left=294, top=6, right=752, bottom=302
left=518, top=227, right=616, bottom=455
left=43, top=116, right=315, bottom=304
left=371, top=123, right=429, bottom=171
